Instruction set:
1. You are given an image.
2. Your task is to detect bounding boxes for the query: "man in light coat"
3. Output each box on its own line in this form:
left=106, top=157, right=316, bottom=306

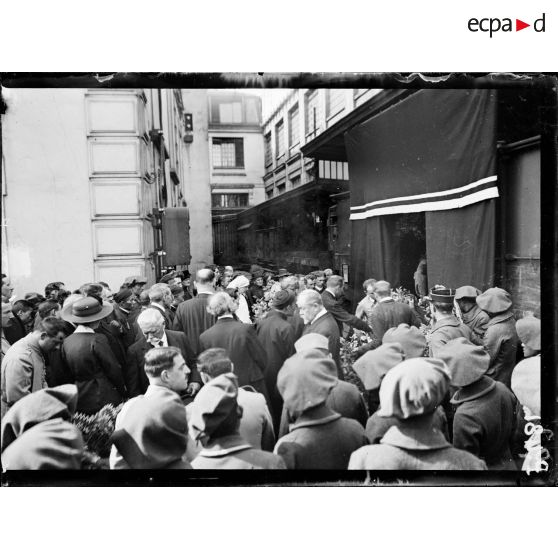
left=1, top=317, right=67, bottom=419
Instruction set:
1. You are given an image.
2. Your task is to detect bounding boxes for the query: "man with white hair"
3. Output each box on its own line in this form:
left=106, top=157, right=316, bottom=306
left=296, top=289, right=342, bottom=376
left=125, top=308, right=201, bottom=398
left=172, top=268, right=217, bottom=355
left=199, top=292, right=269, bottom=402
left=146, top=283, right=174, bottom=329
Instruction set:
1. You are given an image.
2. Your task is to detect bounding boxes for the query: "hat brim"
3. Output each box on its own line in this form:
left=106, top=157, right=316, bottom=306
left=60, top=302, right=114, bottom=324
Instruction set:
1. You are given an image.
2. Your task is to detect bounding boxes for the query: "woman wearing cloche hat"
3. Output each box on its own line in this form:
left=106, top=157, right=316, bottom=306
left=437, top=337, right=519, bottom=470
left=476, top=287, right=519, bottom=388
left=349, top=357, right=487, bottom=470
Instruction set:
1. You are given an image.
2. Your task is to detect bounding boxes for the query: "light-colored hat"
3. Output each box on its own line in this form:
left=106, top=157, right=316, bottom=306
left=511, top=358, right=540, bottom=416
left=295, top=333, right=330, bottom=353
left=60, top=296, right=113, bottom=323
left=455, top=286, right=482, bottom=300
left=277, top=351, right=337, bottom=413
left=476, top=287, right=513, bottom=314
left=378, top=358, right=450, bottom=419
left=189, top=373, right=239, bottom=442
left=436, top=338, right=490, bottom=387
left=227, top=275, right=250, bottom=290
left=352, top=343, right=405, bottom=390
left=382, top=324, right=426, bottom=358
left=516, top=316, right=541, bottom=351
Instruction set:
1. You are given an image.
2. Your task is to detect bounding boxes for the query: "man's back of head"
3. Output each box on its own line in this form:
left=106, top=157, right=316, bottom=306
left=196, top=268, right=215, bottom=287
left=326, top=275, right=344, bottom=292
left=197, top=347, right=233, bottom=380
left=373, top=280, right=391, bottom=299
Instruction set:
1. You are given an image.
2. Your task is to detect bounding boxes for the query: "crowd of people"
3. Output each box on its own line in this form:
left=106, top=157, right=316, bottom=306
left=0, top=265, right=543, bottom=472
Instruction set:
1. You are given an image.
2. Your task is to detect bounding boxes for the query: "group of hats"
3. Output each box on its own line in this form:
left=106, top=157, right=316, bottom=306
left=431, top=285, right=514, bottom=315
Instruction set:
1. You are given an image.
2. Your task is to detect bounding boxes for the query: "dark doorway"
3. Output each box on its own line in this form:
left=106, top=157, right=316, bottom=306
left=395, top=212, right=426, bottom=293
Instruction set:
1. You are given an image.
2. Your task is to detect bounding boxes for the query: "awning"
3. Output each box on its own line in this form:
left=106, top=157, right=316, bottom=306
left=301, top=90, right=416, bottom=162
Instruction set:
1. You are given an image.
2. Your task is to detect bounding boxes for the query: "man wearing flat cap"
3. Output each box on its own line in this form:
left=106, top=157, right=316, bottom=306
left=476, top=287, right=519, bottom=388
left=437, top=338, right=519, bottom=470
left=274, top=350, right=367, bottom=469
left=61, top=297, right=127, bottom=414
left=256, top=289, right=297, bottom=430
left=428, top=287, right=472, bottom=357
left=455, top=285, right=490, bottom=344
left=190, top=373, right=286, bottom=469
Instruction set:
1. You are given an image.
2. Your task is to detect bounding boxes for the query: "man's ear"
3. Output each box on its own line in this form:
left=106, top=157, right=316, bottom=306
left=160, top=369, right=169, bottom=383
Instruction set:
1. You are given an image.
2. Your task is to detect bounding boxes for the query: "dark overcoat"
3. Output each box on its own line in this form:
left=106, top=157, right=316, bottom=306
left=302, top=312, right=342, bottom=374
left=368, top=299, right=420, bottom=340
left=461, top=305, right=490, bottom=345
left=451, top=375, right=518, bottom=470
left=429, top=316, right=472, bottom=357
left=199, top=317, right=268, bottom=394
left=172, top=294, right=216, bottom=355
left=124, top=330, right=201, bottom=397
left=256, top=309, right=296, bottom=426
left=483, top=312, right=519, bottom=388
left=278, top=379, right=369, bottom=437
left=321, top=290, right=371, bottom=334
left=274, top=405, right=368, bottom=469
left=61, top=332, right=126, bottom=413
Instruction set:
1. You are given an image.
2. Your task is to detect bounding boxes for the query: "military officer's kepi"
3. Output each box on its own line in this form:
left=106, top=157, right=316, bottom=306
left=429, top=287, right=456, bottom=303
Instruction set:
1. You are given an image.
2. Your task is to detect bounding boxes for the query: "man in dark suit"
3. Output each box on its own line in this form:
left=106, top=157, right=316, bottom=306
left=125, top=308, right=201, bottom=398
left=146, top=283, right=174, bottom=329
left=199, top=292, right=269, bottom=402
left=256, top=290, right=296, bottom=429
left=321, top=275, right=372, bottom=336
left=3, top=299, right=34, bottom=345
left=172, top=268, right=217, bottom=355
left=296, top=289, right=342, bottom=377
left=368, top=280, right=421, bottom=340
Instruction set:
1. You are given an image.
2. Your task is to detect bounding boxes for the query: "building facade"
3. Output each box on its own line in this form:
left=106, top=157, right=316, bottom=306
left=208, top=91, right=265, bottom=265
left=1, top=88, right=191, bottom=295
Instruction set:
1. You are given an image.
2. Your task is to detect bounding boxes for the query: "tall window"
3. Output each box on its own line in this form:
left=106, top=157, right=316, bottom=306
left=264, top=132, right=273, bottom=167
left=275, top=120, right=285, bottom=159
left=305, top=90, right=321, bottom=138
left=212, top=138, right=244, bottom=168
left=326, top=90, right=345, bottom=118
left=211, top=193, right=249, bottom=208
left=288, top=104, right=300, bottom=147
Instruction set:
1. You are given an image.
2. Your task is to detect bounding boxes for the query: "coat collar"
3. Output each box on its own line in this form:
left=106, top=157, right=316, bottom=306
left=450, top=375, right=496, bottom=404
left=487, top=310, right=515, bottom=326
left=198, top=434, right=252, bottom=457
left=461, top=305, right=483, bottom=322
left=380, top=414, right=451, bottom=450
left=267, top=308, right=289, bottom=321
left=289, top=405, right=341, bottom=432
left=430, top=315, right=461, bottom=333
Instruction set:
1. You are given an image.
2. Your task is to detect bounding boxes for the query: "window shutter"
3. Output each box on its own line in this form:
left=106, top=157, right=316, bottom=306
left=235, top=138, right=244, bottom=167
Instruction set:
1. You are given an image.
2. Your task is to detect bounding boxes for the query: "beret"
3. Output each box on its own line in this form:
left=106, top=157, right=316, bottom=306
left=516, top=316, right=540, bottom=351
left=382, top=324, right=426, bottom=358
left=188, top=373, right=239, bottom=442
left=476, top=287, right=513, bottom=314
left=114, top=288, right=133, bottom=303
left=295, top=333, right=329, bottom=353
left=436, top=337, right=490, bottom=387
left=455, top=286, right=481, bottom=300
left=352, top=343, right=404, bottom=390
left=277, top=351, right=337, bottom=413
left=272, top=289, right=295, bottom=309
left=379, top=358, right=450, bottom=419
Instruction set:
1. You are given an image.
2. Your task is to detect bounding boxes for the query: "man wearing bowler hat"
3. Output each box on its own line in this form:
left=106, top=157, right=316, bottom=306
left=428, top=287, right=472, bottom=357
left=61, top=297, right=127, bottom=413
